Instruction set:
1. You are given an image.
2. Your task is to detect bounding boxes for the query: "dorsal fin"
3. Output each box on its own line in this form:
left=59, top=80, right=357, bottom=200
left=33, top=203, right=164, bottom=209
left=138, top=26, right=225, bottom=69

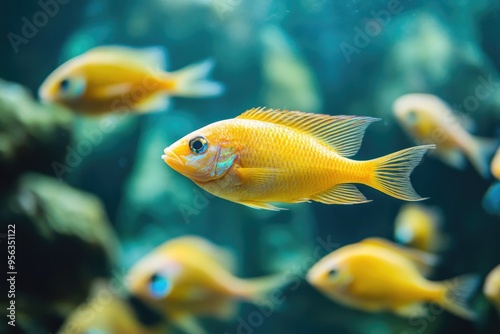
left=85, top=45, right=168, bottom=70
left=237, top=108, right=380, bottom=157
left=166, top=236, right=236, bottom=272
left=360, top=237, right=439, bottom=276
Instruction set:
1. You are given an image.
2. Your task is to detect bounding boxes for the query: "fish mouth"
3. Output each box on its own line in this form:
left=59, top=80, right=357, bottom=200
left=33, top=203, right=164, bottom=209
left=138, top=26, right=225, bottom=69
left=162, top=147, right=185, bottom=169
left=162, top=146, right=224, bottom=183
left=161, top=147, right=208, bottom=182
left=38, top=85, right=51, bottom=102
left=305, top=269, right=319, bottom=285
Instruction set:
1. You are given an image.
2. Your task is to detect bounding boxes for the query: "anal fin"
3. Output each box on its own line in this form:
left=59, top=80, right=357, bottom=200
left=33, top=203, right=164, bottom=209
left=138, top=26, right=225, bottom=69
left=436, top=148, right=466, bottom=170
left=171, top=313, right=206, bottom=334
left=393, top=303, right=428, bottom=318
left=135, top=93, right=170, bottom=113
left=311, top=184, right=371, bottom=204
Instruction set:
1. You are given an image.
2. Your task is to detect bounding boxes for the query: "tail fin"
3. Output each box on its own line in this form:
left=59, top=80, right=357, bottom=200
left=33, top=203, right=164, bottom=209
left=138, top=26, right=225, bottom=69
left=465, top=136, right=497, bottom=179
left=438, top=274, right=479, bottom=320
left=237, top=274, right=288, bottom=304
left=167, top=59, right=224, bottom=98
left=368, top=145, right=435, bottom=201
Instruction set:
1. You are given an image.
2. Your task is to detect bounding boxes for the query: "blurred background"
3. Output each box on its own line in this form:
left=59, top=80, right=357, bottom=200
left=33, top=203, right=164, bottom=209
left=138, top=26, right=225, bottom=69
left=1, top=0, right=500, bottom=333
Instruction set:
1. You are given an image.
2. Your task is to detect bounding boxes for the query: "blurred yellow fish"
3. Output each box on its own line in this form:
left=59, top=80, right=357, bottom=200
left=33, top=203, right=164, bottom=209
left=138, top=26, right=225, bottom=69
left=484, top=264, right=500, bottom=314
left=162, top=108, right=435, bottom=210
left=307, top=238, right=478, bottom=319
left=39, top=45, right=223, bottom=115
left=127, top=236, right=285, bottom=334
left=59, top=282, right=169, bottom=334
left=491, top=148, right=500, bottom=180
left=393, top=93, right=496, bottom=178
left=394, top=203, right=447, bottom=253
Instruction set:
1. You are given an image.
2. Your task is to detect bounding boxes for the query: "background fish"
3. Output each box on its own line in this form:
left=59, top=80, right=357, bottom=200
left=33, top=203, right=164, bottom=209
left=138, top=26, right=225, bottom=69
left=163, top=108, right=435, bottom=210
left=483, top=264, right=500, bottom=315
left=39, top=45, right=224, bottom=115
left=58, top=282, right=169, bottom=334
left=126, top=236, right=286, bottom=334
left=307, top=238, right=478, bottom=320
left=394, top=203, right=448, bottom=253
left=3, top=1, right=500, bottom=333
left=393, top=93, right=496, bottom=178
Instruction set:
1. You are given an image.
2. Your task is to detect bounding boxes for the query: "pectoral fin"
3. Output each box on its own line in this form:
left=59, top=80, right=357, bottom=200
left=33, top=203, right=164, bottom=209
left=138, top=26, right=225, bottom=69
left=234, top=167, right=282, bottom=189
left=232, top=167, right=286, bottom=210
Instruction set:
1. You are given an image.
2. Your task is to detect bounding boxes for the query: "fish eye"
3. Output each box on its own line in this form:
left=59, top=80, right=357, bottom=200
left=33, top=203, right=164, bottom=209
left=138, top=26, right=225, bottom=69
left=59, top=78, right=70, bottom=91
left=189, top=136, right=208, bottom=154
left=327, top=268, right=339, bottom=279
left=407, top=110, right=419, bottom=124
left=57, top=76, right=86, bottom=99
left=149, top=273, right=171, bottom=299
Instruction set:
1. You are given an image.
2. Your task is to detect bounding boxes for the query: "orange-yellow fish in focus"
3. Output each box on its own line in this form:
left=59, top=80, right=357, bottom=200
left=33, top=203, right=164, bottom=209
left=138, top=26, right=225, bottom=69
left=484, top=264, right=500, bottom=314
left=127, top=236, right=285, bottom=334
left=162, top=108, right=435, bottom=211
left=59, top=282, right=169, bottom=334
left=393, top=93, right=496, bottom=178
left=306, top=238, right=478, bottom=319
left=394, top=203, right=447, bottom=253
left=39, top=45, right=223, bottom=115
left=491, top=148, right=500, bottom=180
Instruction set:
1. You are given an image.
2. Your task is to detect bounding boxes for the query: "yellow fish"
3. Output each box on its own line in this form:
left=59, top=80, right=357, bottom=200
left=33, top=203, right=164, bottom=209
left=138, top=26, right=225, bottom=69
left=39, top=45, right=223, bottom=115
left=394, top=203, right=447, bottom=253
left=393, top=93, right=496, bottom=178
left=59, top=283, right=169, bottom=334
left=484, top=264, right=500, bottom=314
left=162, top=108, right=435, bottom=210
left=127, top=236, right=285, bottom=334
left=491, top=148, right=500, bottom=180
left=306, top=238, right=478, bottom=319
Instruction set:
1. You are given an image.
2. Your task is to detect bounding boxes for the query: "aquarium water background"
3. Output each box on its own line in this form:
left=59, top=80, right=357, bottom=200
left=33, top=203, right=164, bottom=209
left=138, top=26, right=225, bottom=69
left=1, top=0, right=500, bottom=333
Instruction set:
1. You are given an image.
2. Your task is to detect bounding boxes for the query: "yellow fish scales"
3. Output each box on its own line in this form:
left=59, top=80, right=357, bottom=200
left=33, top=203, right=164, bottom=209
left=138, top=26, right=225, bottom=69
left=163, top=108, right=435, bottom=210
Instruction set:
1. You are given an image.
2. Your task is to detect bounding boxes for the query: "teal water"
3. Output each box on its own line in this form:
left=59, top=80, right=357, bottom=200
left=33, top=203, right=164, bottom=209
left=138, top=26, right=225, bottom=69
left=1, top=1, right=500, bottom=333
